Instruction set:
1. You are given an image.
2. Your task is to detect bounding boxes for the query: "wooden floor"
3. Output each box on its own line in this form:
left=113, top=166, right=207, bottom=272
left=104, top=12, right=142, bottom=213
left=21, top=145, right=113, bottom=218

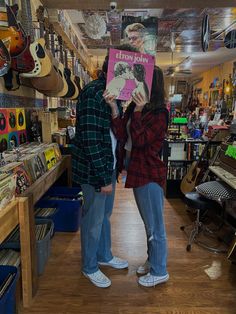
left=19, top=182, right=236, bottom=314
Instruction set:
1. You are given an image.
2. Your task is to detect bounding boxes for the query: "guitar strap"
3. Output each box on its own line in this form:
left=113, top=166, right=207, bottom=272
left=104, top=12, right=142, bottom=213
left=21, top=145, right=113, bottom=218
left=3, top=68, right=20, bottom=91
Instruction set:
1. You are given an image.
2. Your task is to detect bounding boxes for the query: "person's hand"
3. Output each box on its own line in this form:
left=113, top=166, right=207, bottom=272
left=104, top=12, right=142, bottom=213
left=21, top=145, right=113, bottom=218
left=103, top=90, right=117, bottom=109
left=101, top=184, right=113, bottom=194
left=103, top=90, right=119, bottom=118
left=132, top=92, right=147, bottom=112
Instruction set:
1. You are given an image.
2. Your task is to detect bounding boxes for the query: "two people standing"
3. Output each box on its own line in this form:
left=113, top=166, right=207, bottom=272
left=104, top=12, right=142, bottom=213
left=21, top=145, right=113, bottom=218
left=72, top=45, right=169, bottom=288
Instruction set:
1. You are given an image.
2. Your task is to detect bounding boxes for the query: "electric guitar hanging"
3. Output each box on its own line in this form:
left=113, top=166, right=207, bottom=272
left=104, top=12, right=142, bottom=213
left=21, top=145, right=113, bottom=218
left=0, top=4, right=27, bottom=57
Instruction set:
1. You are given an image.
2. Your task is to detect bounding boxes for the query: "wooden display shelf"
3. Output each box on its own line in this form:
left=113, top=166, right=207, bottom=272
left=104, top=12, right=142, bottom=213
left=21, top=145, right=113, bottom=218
left=0, top=156, right=71, bottom=308
left=45, top=11, right=94, bottom=74
left=18, top=155, right=71, bottom=308
left=0, top=198, right=32, bottom=308
left=0, top=200, right=19, bottom=244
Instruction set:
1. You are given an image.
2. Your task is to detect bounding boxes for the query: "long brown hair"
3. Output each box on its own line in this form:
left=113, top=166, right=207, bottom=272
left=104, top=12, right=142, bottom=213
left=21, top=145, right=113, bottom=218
left=146, top=66, right=166, bottom=111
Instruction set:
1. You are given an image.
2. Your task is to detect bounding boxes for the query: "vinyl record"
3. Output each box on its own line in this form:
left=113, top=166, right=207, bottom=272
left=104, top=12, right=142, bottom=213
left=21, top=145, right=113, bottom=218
left=18, top=111, right=24, bottom=127
left=9, top=112, right=16, bottom=128
left=0, top=138, right=7, bottom=152
left=0, top=113, right=6, bottom=131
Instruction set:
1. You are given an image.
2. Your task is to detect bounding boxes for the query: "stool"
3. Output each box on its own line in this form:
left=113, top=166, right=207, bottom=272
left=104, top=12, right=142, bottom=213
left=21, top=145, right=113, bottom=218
left=180, top=192, right=224, bottom=252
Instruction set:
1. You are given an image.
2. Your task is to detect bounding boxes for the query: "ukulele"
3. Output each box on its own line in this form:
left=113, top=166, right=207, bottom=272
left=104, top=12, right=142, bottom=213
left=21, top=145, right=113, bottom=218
left=180, top=131, right=218, bottom=195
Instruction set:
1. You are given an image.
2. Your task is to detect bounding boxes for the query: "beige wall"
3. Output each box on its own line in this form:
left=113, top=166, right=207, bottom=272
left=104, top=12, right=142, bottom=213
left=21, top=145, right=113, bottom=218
left=194, top=58, right=236, bottom=106
left=195, top=58, right=236, bottom=92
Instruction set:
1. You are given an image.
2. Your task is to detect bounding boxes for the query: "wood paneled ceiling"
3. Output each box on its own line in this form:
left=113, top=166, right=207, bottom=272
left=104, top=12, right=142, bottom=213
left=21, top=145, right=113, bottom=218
left=41, top=1, right=236, bottom=76
left=41, top=0, right=236, bottom=10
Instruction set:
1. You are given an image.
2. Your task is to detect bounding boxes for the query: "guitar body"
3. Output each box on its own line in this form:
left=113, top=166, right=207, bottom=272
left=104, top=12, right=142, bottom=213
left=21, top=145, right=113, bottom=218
left=71, top=74, right=80, bottom=99
left=31, top=55, right=63, bottom=93
left=3, top=69, right=20, bottom=91
left=180, top=161, right=201, bottom=195
left=51, top=62, right=68, bottom=97
left=11, top=35, right=35, bottom=73
left=21, top=39, right=52, bottom=78
left=63, top=67, right=76, bottom=99
left=0, top=38, right=11, bottom=76
left=0, top=5, right=27, bottom=57
left=0, top=26, right=27, bottom=57
left=33, top=38, right=52, bottom=77
left=20, top=41, right=42, bottom=77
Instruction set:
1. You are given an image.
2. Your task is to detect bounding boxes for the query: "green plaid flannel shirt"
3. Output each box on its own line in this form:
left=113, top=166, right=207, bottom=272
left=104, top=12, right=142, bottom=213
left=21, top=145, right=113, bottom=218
left=72, top=77, right=115, bottom=190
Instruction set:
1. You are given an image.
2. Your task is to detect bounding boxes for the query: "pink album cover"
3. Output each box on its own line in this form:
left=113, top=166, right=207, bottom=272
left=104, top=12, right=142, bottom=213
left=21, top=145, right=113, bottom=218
left=106, top=48, right=155, bottom=101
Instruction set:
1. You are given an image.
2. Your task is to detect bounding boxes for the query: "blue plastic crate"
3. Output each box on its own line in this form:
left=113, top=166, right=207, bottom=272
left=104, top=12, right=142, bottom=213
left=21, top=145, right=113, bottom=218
left=36, top=187, right=82, bottom=232
left=0, top=220, right=54, bottom=276
left=45, top=186, right=83, bottom=201
left=0, top=265, right=19, bottom=314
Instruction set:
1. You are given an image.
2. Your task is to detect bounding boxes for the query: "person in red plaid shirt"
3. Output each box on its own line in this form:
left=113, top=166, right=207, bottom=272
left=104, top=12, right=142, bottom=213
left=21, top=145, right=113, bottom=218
left=103, top=66, right=169, bottom=287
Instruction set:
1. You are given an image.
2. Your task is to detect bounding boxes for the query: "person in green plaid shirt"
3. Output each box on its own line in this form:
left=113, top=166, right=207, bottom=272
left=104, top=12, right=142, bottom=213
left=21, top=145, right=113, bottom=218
left=72, top=45, right=136, bottom=288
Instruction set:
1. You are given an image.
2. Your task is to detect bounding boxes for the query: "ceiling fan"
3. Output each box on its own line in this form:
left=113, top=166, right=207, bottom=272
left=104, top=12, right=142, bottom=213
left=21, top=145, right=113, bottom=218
left=164, top=51, right=192, bottom=76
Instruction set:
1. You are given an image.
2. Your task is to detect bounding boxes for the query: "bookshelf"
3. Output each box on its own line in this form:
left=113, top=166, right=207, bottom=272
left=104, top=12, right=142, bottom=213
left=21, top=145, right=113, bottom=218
left=162, top=139, right=221, bottom=198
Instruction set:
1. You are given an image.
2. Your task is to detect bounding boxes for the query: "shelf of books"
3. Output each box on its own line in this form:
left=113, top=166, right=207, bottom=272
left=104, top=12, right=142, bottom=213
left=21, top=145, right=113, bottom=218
left=163, top=139, right=221, bottom=198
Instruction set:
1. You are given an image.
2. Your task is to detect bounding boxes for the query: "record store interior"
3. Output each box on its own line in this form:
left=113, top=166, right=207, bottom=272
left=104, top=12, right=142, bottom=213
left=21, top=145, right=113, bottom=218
left=0, top=0, right=236, bottom=313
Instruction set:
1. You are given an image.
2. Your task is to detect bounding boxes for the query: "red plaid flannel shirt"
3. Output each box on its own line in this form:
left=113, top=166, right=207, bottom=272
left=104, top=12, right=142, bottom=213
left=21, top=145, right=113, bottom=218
left=112, top=107, right=168, bottom=189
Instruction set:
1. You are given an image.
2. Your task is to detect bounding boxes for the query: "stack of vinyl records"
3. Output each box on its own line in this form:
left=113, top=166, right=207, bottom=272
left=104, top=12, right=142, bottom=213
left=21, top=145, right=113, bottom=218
left=0, top=273, right=16, bottom=298
left=35, top=207, right=57, bottom=217
left=45, top=192, right=83, bottom=201
left=35, top=224, right=48, bottom=241
left=0, top=250, right=20, bottom=267
left=5, top=223, right=48, bottom=243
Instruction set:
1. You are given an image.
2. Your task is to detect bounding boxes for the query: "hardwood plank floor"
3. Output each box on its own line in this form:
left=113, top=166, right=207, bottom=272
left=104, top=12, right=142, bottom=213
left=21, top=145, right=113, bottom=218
left=19, top=182, right=236, bottom=314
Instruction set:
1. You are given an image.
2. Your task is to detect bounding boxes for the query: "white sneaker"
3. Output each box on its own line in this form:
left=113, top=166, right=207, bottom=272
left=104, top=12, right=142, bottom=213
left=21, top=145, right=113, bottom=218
left=82, top=270, right=111, bottom=288
left=99, top=256, right=128, bottom=269
left=136, top=260, right=150, bottom=275
left=138, top=273, right=169, bottom=287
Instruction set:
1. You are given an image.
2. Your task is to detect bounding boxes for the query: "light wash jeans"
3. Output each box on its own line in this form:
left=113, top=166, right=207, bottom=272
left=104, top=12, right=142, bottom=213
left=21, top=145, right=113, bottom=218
left=133, top=182, right=168, bottom=276
left=80, top=171, right=116, bottom=274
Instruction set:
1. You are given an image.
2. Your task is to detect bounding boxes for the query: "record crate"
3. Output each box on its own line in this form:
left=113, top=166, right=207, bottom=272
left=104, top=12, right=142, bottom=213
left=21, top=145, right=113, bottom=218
left=0, top=265, right=19, bottom=314
left=0, top=219, right=54, bottom=276
left=35, top=186, right=82, bottom=232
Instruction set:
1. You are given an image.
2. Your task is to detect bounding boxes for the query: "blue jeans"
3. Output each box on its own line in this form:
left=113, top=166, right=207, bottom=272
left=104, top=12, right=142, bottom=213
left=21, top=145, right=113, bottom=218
left=80, top=171, right=116, bottom=274
left=133, top=182, right=168, bottom=276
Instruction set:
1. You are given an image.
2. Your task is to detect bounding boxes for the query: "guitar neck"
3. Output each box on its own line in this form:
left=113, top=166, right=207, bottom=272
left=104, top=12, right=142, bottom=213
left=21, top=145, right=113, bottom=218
left=21, top=0, right=34, bottom=39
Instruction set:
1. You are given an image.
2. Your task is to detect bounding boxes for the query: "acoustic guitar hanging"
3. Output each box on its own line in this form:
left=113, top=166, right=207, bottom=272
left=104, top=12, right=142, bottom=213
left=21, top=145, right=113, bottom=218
left=31, top=22, right=63, bottom=94
left=63, top=47, right=77, bottom=99
left=180, top=131, right=218, bottom=195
